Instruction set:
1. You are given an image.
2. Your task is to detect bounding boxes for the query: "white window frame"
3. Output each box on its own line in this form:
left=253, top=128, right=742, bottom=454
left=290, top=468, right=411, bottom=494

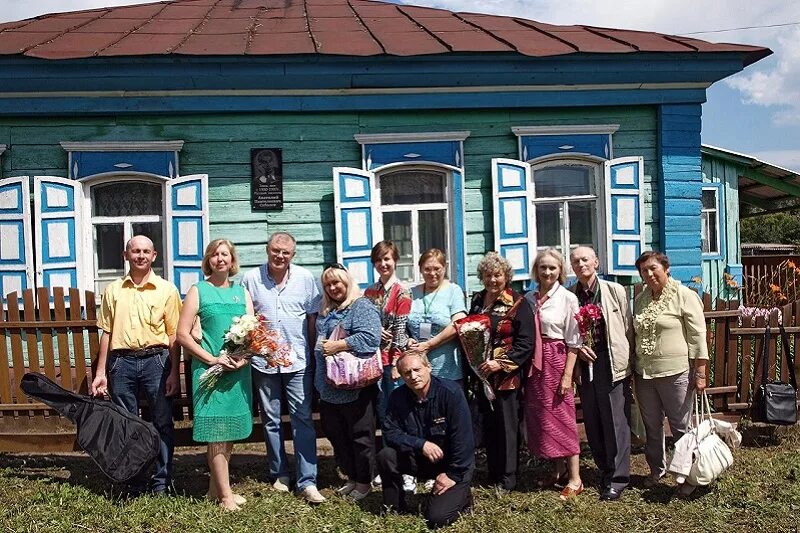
left=78, top=172, right=170, bottom=298
left=529, top=155, right=607, bottom=265
left=701, top=185, right=721, bottom=256
left=372, top=162, right=457, bottom=285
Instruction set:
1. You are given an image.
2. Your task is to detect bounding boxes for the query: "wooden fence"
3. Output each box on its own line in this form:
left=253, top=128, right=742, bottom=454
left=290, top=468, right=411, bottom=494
left=0, top=287, right=797, bottom=452
left=742, top=254, right=800, bottom=306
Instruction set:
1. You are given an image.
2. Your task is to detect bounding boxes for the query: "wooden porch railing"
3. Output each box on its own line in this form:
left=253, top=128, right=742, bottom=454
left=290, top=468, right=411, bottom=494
left=0, top=287, right=797, bottom=452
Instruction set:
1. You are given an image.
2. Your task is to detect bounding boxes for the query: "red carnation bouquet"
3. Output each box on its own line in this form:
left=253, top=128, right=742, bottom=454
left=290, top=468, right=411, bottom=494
left=574, top=303, right=602, bottom=381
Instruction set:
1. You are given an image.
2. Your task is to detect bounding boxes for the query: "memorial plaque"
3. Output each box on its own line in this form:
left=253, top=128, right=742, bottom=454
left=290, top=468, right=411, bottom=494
left=251, top=148, right=283, bottom=210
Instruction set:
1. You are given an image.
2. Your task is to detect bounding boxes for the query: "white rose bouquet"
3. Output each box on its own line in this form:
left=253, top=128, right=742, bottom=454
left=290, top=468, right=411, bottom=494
left=198, top=314, right=291, bottom=391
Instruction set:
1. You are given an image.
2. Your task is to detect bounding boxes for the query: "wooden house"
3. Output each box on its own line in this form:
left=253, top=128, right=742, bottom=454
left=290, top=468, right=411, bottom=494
left=0, top=0, right=771, bottom=301
left=700, top=144, right=800, bottom=298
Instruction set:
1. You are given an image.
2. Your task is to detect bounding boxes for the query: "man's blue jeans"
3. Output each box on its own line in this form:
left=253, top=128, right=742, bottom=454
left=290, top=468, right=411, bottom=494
left=108, top=349, right=175, bottom=492
left=253, top=369, right=318, bottom=491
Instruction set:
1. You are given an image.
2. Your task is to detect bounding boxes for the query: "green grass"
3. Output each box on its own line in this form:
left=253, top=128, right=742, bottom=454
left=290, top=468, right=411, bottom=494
left=1, top=430, right=799, bottom=533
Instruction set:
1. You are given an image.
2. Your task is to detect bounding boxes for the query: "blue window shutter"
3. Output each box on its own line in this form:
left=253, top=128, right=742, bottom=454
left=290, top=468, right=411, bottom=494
left=165, top=174, right=209, bottom=297
left=33, top=176, right=82, bottom=296
left=492, top=158, right=534, bottom=281
left=451, top=168, right=467, bottom=290
left=333, top=167, right=377, bottom=289
left=604, top=156, right=645, bottom=276
left=0, top=176, right=34, bottom=302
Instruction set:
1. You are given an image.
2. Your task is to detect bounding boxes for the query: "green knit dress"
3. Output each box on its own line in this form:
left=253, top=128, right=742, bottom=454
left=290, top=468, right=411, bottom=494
left=191, top=280, right=253, bottom=442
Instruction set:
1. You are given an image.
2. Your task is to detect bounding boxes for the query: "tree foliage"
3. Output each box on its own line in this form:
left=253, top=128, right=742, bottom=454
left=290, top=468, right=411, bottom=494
left=741, top=211, right=800, bottom=244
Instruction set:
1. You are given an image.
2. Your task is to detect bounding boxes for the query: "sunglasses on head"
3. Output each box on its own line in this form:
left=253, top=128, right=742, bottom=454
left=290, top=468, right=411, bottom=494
left=326, top=262, right=347, bottom=271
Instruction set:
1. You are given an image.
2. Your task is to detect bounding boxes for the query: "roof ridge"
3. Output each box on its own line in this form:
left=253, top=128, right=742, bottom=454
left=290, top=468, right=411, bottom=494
left=395, top=4, right=453, bottom=53
left=24, top=8, right=114, bottom=55
left=303, top=0, right=320, bottom=54
left=453, top=13, right=517, bottom=53
left=347, top=0, right=387, bottom=54
left=243, top=4, right=270, bottom=55
left=582, top=26, right=639, bottom=51
left=168, top=0, right=225, bottom=54
left=96, top=2, right=172, bottom=57
left=511, top=18, right=580, bottom=53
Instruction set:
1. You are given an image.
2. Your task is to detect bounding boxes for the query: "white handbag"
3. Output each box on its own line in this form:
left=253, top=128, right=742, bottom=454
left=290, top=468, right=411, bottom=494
left=686, top=391, right=735, bottom=486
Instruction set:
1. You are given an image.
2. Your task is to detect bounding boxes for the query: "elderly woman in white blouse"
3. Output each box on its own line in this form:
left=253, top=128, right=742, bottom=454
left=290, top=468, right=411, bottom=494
left=523, top=248, right=584, bottom=500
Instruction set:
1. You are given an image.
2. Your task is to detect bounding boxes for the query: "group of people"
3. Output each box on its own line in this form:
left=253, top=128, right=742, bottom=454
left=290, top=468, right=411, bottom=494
left=88, top=231, right=709, bottom=529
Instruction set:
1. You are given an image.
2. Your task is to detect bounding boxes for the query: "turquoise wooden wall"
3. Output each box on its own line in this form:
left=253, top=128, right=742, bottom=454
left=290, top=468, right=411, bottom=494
left=701, top=154, right=742, bottom=300
left=0, top=106, right=657, bottom=293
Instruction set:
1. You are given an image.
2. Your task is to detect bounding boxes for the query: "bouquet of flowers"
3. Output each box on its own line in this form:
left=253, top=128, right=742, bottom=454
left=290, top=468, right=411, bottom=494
left=574, top=303, right=602, bottom=381
left=198, top=314, right=291, bottom=391
left=454, top=314, right=496, bottom=401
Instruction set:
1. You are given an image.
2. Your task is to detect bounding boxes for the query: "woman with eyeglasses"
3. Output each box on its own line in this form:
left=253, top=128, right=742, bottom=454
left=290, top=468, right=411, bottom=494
left=405, top=249, right=467, bottom=384
left=314, top=263, right=382, bottom=501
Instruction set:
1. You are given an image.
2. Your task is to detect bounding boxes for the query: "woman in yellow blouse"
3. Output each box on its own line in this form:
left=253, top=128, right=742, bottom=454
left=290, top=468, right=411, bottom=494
left=633, top=251, right=708, bottom=491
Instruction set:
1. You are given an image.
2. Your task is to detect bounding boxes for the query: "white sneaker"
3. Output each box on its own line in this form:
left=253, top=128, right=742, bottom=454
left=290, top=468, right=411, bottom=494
left=299, top=485, right=326, bottom=504
left=423, top=479, right=435, bottom=492
left=272, top=477, right=291, bottom=492
left=372, top=474, right=382, bottom=487
left=402, top=474, right=417, bottom=494
left=336, top=481, right=357, bottom=496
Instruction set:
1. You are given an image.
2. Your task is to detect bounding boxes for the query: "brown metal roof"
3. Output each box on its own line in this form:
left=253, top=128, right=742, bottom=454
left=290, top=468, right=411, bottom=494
left=0, top=0, right=772, bottom=62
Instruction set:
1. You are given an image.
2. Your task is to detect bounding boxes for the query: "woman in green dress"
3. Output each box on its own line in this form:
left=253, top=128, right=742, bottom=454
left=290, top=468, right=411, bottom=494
left=177, top=238, right=254, bottom=511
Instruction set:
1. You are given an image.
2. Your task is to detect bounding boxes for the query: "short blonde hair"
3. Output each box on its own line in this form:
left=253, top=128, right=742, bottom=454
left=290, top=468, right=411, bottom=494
left=319, top=266, right=362, bottom=316
left=531, top=248, right=567, bottom=285
left=201, top=239, right=240, bottom=277
left=476, top=251, right=513, bottom=289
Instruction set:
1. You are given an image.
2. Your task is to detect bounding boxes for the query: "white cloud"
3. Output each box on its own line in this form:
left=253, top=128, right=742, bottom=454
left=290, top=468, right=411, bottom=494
left=726, top=26, right=800, bottom=125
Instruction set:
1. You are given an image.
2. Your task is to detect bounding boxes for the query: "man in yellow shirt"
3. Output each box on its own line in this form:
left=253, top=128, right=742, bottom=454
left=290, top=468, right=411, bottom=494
left=90, top=235, right=182, bottom=496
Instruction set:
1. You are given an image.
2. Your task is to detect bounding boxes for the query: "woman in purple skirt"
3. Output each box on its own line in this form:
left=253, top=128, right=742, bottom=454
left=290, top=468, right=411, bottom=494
left=524, top=248, right=583, bottom=500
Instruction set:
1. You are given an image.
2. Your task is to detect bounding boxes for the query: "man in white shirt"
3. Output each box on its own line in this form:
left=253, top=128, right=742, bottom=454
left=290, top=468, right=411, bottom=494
left=241, top=232, right=324, bottom=504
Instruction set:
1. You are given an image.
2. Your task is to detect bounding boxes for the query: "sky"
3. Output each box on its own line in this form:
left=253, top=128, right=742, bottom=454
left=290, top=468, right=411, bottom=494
left=1, top=0, right=799, bottom=171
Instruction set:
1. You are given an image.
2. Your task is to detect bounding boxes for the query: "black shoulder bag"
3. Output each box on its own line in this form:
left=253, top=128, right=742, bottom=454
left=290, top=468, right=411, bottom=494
left=20, top=372, right=161, bottom=483
left=751, top=325, right=798, bottom=425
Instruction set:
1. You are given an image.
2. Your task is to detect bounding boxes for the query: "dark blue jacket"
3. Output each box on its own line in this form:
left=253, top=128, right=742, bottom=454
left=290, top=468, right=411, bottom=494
left=383, top=376, right=474, bottom=483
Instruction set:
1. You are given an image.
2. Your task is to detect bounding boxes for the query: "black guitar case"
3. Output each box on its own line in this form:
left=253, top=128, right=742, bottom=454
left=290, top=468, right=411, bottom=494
left=20, top=372, right=161, bottom=483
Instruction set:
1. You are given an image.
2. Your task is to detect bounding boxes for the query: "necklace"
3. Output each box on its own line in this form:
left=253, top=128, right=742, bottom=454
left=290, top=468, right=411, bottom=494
left=634, top=278, right=679, bottom=359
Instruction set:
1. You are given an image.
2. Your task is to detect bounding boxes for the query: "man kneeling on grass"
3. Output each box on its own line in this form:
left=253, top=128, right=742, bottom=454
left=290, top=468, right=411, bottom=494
left=377, top=353, right=474, bottom=529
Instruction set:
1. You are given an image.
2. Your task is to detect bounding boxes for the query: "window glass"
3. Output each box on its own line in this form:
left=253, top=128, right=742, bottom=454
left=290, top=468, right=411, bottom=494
left=380, top=169, right=446, bottom=205
left=92, top=182, right=161, bottom=216
left=568, top=201, right=597, bottom=251
left=702, top=189, right=717, bottom=209
left=383, top=211, right=414, bottom=281
left=377, top=168, right=450, bottom=284
left=132, top=221, right=164, bottom=270
left=536, top=203, right=561, bottom=249
left=702, top=189, right=719, bottom=254
left=419, top=210, right=447, bottom=253
left=534, top=165, right=594, bottom=198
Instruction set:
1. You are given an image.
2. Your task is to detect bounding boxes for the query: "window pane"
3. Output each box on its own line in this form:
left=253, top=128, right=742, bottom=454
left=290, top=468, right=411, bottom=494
left=132, top=222, right=164, bottom=270
left=536, top=203, right=561, bottom=249
left=383, top=211, right=414, bottom=282
left=380, top=170, right=446, bottom=205
left=534, top=165, right=594, bottom=198
left=568, top=201, right=597, bottom=251
left=95, top=224, right=124, bottom=271
left=419, top=210, right=447, bottom=254
left=94, top=224, right=124, bottom=294
left=702, top=212, right=718, bottom=254
left=92, top=181, right=162, bottom=216
left=702, top=189, right=717, bottom=209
